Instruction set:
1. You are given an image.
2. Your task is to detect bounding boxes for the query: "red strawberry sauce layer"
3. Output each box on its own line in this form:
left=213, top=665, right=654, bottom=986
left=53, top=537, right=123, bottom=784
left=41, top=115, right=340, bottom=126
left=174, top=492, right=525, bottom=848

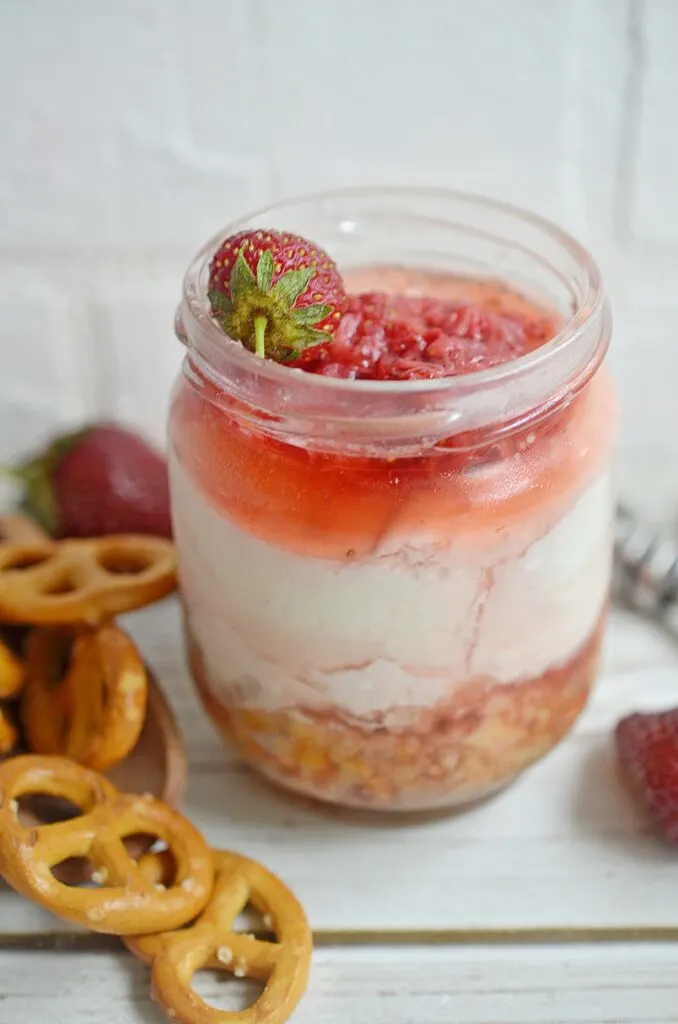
left=291, top=288, right=555, bottom=380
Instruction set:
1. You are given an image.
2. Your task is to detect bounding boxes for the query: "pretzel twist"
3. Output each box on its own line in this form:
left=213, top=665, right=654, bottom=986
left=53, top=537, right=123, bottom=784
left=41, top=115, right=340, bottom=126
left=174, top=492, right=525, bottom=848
left=127, top=850, right=312, bottom=1024
left=0, top=535, right=176, bottom=625
left=0, top=705, right=18, bottom=755
left=0, top=755, right=213, bottom=935
left=0, top=514, right=52, bottom=548
left=21, top=624, right=148, bottom=771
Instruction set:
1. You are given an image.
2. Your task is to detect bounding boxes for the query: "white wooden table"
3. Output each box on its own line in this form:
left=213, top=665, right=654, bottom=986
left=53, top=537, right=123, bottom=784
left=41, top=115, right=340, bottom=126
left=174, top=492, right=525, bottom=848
left=2, top=592, right=678, bottom=1023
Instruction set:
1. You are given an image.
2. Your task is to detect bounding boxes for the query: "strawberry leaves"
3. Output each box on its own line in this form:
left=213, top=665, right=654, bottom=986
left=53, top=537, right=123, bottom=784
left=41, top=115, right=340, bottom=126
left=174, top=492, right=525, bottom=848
left=256, top=249, right=275, bottom=292
left=210, top=245, right=335, bottom=360
left=207, top=289, right=233, bottom=319
left=207, top=231, right=347, bottom=361
left=271, top=268, right=313, bottom=306
left=291, top=303, right=332, bottom=326
left=229, top=248, right=257, bottom=301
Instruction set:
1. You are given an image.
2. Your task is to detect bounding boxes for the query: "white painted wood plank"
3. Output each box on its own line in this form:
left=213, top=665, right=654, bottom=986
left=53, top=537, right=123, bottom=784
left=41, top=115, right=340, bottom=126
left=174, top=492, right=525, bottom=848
left=1, top=944, right=677, bottom=1023
left=3, top=600, right=678, bottom=936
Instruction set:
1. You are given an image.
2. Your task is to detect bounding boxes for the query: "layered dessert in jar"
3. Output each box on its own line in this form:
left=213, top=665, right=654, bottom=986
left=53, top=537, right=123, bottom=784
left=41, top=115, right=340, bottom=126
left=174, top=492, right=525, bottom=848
left=169, top=188, right=616, bottom=811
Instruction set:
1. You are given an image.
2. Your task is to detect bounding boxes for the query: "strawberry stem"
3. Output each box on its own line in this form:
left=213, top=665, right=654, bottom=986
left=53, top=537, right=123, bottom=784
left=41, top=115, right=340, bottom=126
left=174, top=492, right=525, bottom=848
left=254, top=316, right=267, bottom=359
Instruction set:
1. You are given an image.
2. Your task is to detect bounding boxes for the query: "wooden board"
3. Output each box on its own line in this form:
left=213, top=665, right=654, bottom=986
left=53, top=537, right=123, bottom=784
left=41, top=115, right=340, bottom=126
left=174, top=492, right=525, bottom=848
left=0, top=944, right=676, bottom=1023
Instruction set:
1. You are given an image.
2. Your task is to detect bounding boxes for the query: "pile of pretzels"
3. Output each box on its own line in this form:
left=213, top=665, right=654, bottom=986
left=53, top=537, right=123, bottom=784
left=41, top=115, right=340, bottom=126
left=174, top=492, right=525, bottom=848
left=0, top=516, right=312, bottom=1024
left=0, top=513, right=176, bottom=765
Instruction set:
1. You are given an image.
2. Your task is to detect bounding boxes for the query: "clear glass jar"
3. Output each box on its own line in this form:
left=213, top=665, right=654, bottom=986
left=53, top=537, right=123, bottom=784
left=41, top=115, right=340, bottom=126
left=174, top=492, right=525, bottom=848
left=169, top=187, right=616, bottom=812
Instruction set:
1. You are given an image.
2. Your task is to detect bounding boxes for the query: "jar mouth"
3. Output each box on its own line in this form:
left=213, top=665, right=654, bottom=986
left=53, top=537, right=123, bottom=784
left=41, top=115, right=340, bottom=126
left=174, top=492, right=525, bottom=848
left=178, top=186, right=611, bottom=451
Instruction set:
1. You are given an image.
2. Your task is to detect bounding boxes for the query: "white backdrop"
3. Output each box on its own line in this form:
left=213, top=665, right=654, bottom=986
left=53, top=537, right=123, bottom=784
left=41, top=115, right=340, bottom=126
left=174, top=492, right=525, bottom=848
left=1, top=0, right=677, bottom=494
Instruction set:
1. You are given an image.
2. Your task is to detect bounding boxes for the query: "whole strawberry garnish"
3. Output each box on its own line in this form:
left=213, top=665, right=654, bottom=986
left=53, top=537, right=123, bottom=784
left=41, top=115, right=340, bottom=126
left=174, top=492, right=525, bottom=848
left=5, top=423, right=172, bottom=539
left=616, top=709, right=678, bottom=844
left=207, top=230, right=347, bottom=361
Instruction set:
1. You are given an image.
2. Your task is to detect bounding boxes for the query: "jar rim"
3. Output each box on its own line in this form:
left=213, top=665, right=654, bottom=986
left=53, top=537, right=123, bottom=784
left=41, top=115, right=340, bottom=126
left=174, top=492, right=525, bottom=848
left=177, top=186, right=611, bottom=452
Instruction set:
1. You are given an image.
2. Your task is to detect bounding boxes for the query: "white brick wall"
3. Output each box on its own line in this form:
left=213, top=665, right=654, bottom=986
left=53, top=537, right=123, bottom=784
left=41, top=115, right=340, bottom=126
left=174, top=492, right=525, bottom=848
left=0, top=0, right=677, bottom=478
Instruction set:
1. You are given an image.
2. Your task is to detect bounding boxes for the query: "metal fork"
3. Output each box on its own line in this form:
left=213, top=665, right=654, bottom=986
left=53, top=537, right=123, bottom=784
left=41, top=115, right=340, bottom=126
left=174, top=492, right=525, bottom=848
left=615, top=504, right=678, bottom=619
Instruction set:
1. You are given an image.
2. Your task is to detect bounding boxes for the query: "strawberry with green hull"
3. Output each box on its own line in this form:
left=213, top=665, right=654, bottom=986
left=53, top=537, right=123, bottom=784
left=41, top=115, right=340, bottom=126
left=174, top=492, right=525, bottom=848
left=207, top=230, right=347, bottom=361
left=5, top=423, right=172, bottom=540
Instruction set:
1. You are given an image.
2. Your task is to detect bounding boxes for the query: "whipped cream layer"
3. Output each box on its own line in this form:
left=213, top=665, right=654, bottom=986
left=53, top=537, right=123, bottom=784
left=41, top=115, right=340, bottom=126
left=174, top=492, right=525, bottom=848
left=170, top=453, right=613, bottom=722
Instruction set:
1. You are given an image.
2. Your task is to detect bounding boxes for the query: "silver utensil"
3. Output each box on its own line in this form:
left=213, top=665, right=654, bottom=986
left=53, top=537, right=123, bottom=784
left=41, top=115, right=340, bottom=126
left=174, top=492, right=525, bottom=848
left=615, top=504, right=678, bottom=618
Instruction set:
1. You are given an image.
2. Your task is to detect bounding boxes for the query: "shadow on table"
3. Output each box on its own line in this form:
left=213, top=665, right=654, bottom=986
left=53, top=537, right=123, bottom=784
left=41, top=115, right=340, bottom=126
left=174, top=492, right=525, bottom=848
left=569, top=738, right=672, bottom=862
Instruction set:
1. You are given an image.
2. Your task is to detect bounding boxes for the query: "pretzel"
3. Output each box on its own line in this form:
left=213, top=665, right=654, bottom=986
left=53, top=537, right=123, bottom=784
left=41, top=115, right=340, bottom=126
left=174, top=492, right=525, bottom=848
left=0, top=516, right=49, bottom=705
left=0, top=705, right=18, bottom=755
left=0, top=515, right=44, bottom=701
left=0, top=627, right=25, bottom=756
left=0, top=633, right=24, bottom=699
left=21, top=623, right=148, bottom=771
left=0, top=755, right=213, bottom=934
left=0, top=514, right=51, bottom=547
left=127, top=849, right=312, bottom=1024
left=0, top=534, right=176, bottom=624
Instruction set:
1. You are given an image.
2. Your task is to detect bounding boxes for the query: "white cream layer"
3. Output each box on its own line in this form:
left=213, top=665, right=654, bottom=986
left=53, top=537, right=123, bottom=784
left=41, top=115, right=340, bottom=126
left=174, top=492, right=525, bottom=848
left=170, top=454, right=613, bottom=720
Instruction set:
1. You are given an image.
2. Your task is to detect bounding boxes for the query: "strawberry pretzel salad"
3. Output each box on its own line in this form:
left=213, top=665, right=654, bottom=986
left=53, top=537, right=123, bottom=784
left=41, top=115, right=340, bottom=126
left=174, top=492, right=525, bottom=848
left=169, top=189, right=617, bottom=811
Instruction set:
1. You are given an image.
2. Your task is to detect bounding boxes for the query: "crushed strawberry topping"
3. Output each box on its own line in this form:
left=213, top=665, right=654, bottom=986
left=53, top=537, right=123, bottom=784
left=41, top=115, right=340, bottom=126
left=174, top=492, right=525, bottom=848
left=290, top=291, right=556, bottom=380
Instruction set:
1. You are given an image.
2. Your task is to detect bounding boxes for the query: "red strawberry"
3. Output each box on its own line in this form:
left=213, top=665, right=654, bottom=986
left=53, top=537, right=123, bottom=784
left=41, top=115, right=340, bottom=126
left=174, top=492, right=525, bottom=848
left=207, top=229, right=347, bottom=361
left=7, top=423, right=172, bottom=539
left=616, top=709, right=678, bottom=844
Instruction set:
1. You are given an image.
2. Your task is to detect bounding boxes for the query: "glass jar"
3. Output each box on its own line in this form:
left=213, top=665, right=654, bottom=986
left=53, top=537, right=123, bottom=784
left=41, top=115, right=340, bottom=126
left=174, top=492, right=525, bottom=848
left=169, top=187, right=616, bottom=812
